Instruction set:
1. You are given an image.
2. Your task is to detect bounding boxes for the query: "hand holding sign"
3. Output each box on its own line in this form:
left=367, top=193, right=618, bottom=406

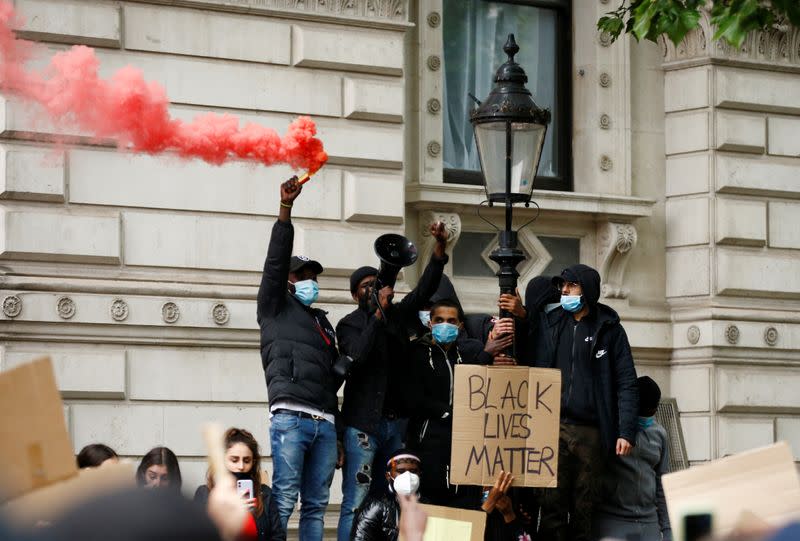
left=481, top=470, right=514, bottom=514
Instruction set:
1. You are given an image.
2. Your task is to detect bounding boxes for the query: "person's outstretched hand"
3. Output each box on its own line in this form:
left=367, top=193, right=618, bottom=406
left=481, top=470, right=514, bottom=513
left=398, top=494, right=427, bottom=541
left=280, top=176, right=302, bottom=205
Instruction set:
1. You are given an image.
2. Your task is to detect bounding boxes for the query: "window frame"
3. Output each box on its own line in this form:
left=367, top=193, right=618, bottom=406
left=442, top=0, right=573, bottom=192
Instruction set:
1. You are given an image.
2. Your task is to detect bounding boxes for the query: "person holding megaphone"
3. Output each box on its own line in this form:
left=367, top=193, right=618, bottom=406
left=335, top=221, right=449, bottom=541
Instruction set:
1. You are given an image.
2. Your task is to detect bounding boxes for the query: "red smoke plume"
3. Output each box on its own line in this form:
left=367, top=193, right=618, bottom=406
left=0, top=2, right=327, bottom=172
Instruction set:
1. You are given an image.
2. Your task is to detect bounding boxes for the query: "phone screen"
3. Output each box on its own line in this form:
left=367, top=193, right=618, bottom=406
left=236, top=479, right=254, bottom=499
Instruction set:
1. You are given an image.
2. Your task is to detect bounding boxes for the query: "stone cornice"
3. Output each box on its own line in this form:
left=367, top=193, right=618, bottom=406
left=125, top=0, right=412, bottom=30
left=661, top=11, right=800, bottom=70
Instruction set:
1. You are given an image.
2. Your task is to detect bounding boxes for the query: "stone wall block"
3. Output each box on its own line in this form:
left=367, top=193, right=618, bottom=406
left=128, top=349, right=265, bottom=402
left=295, top=226, right=399, bottom=274
left=767, top=116, right=800, bottom=157
left=665, top=111, right=709, bottom=155
left=0, top=209, right=121, bottom=263
left=665, top=196, right=709, bottom=247
left=0, top=145, right=65, bottom=201
left=666, top=153, right=710, bottom=197
left=714, top=110, right=766, bottom=153
left=716, top=67, right=800, bottom=114
left=670, top=367, right=711, bottom=413
left=123, top=5, right=291, bottom=65
left=71, top=405, right=165, bottom=455
left=666, top=247, right=710, bottom=297
left=15, top=0, right=120, bottom=47
left=715, top=153, right=800, bottom=198
left=716, top=248, right=800, bottom=297
left=680, top=415, right=711, bottom=461
left=291, top=24, right=403, bottom=76
left=717, top=366, right=800, bottom=412
left=342, top=171, right=404, bottom=224
left=775, top=418, right=800, bottom=460
left=2, top=348, right=126, bottom=399
left=717, top=416, right=774, bottom=456
left=768, top=201, right=800, bottom=249
left=163, top=405, right=269, bottom=456
left=715, top=198, right=766, bottom=246
left=664, top=67, right=709, bottom=112
left=69, top=148, right=342, bottom=220
left=342, top=77, right=403, bottom=123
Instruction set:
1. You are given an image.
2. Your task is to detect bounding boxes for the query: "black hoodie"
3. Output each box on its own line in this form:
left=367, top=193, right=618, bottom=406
left=533, top=264, right=639, bottom=452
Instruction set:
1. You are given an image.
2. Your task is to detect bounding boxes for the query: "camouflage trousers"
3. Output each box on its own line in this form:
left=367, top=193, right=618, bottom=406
left=538, top=423, right=606, bottom=541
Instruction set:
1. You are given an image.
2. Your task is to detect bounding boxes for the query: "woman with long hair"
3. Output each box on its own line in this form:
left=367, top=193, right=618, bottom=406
left=136, top=446, right=182, bottom=491
left=194, top=427, right=285, bottom=541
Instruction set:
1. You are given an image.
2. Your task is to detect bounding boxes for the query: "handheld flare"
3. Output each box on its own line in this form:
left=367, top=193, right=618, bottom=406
left=297, top=171, right=315, bottom=185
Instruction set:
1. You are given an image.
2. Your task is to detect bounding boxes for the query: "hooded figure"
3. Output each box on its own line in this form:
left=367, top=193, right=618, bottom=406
left=534, top=263, right=639, bottom=541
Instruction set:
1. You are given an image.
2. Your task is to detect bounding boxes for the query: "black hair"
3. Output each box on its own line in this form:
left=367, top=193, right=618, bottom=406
left=76, top=443, right=118, bottom=469
left=385, top=448, right=421, bottom=473
left=136, top=446, right=182, bottom=490
left=638, top=376, right=662, bottom=417
left=429, top=299, right=465, bottom=323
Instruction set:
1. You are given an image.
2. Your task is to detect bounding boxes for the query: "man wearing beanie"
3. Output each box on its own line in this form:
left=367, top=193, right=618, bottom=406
left=534, top=263, right=639, bottom=541
left=335, top=222, right=449, bottom=541
left=594, top=376, right=672, bottom=541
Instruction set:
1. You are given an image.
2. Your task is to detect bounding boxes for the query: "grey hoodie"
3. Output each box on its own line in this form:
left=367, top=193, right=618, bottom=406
left=595, top=420, right=672, bottom=538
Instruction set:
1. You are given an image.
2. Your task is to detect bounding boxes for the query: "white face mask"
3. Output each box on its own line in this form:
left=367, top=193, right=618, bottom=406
left=391, top=471, right=420, bottom=496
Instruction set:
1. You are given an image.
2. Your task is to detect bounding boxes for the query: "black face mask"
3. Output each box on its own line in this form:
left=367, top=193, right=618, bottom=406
left=232, top=471, right=251, bottom=481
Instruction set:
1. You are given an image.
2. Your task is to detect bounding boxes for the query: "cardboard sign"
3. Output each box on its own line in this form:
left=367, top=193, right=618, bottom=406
left=663, top=441, right=800, bottom=540
left=0, top=357, right=77, bottom=502
left=450, top=365, right=561, bottom=488
left=399, top=504, right=486, bottom=541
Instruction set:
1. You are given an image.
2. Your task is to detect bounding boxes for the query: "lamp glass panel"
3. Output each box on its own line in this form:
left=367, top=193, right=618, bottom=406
left=474, top=121, right=546, bottom=198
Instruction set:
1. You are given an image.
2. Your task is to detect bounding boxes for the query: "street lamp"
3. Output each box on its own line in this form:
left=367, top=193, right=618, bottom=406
left=470, top=33, right=551, bottom=315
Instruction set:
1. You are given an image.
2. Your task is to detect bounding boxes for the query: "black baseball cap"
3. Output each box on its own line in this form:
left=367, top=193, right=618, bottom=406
left=290, top=255, right=323, bottom=275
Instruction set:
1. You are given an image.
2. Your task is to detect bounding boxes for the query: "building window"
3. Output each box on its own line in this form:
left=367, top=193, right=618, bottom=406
left=442, top=0, right=571, bottom=192
left=538, top=236, right=580, bottom=277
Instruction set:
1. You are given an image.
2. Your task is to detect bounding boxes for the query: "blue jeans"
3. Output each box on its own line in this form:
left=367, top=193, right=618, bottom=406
left=337, top=418, right=404, bottom=541
left=270, top=412, right=337, bottom=541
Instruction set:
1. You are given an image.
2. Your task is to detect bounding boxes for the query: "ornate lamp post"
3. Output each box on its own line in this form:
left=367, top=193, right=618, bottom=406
left=470, top=33, right=551, bottom=316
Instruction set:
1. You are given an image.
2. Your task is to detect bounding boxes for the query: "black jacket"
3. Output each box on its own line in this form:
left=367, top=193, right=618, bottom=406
left=406, top=335, right=491, bottom=505
left=336, top=254, right=447, bottom=434
left=257, top=219, right=339, bottom=414
left=350, top=494, right=400, bottom=541
left=528, top=264, right=639, bottom=452
left=194, top=484, right=285, bottom=541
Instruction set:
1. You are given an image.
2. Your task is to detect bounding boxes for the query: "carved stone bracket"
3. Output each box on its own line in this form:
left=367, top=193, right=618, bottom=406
left=597, top=222, right=638, bottom=299
left=661, top=10, right=800, bottom=67
left=419, top=211, right=461, bottom=266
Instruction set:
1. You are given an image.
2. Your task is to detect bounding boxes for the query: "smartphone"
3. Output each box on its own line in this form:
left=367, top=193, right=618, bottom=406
left=236, top=479, right=254, bottom=500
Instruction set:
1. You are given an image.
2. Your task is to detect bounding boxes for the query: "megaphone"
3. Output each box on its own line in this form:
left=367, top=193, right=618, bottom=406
left=374, top=233, right=419, bottom=289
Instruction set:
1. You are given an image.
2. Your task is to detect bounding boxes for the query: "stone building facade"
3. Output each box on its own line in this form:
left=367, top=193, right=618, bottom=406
left=0, top=0, right=798, bottom=535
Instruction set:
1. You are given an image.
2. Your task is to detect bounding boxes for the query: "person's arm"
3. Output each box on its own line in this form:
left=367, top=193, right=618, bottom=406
left=256, top=177, right=302, bottom=321
left=613, top=326, right=639, bottom=452
left=336, top=310, right=386, bottom=370
left=656, top=432, right=672, bottom=541
left=398, top=222, right=448, bottom=313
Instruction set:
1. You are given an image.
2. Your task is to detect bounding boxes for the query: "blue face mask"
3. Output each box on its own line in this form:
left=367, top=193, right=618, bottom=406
left=431, top=322, right=459, bottom=344
left=294, top=279, right=319, bottom=306
left=544, top=302, right=562, bottom=313
left=638, top=416, right=655, bottom=430
left=418, top=310, right=431, bottom=327
left=560, top=295, right=583, bottom=313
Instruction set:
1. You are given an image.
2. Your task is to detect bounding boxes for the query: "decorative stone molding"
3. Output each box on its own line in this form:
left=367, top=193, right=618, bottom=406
left=165, top=0, right=409, bottom=24
left=427, top=140, right=441, bottom=157
left=599, top=31, right=613, bottom=47
left=162, top=302, right=180, bottom=324
left=426, top=11, right=440, bottom=28
left=212, top=303, right=230, bottom=326
left=764, top=326, right=779, bottom=347
left=426, top=55, right=441, bottom=71
left=57, top=296, right=76, bottom=320
left=599, top=155, right=613, bottom=171
left=687, top=325, right=701, bottom=345
left=110, top=299, right=129, bottom=322
left=597, top=222, right=638, bottom=299
left=427, top=98, right=441, bottom=115
left=419, top=211, right=461, bottom=268
left=725, top=324, right=740, bottom=345
left=599, top=72, right=612, bottom=87
left=3, top=295, right=22, bottom=318
left=661, top=11, right=800, bottom=67
left=599, top=114, right=611, bottom=129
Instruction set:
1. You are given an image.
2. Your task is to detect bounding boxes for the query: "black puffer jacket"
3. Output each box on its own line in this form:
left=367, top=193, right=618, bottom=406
left=194, top=484, right=285, bottom=541
left=529, top=264, right=639, bottom=453
left=257, top=219, right=339, bottom=413
left=337, top=253, right=447, bottom=434
left=350, top=494, right=400, bottom=541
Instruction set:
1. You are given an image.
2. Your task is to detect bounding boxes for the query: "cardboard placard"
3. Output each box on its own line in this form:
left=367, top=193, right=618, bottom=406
left=662, top=441, right=800, bottom=540
left=450, top=365, right=561, bottom=488
left=399, top=504, right=486, bottom=541
left=0, top=357, right=77, bottom=502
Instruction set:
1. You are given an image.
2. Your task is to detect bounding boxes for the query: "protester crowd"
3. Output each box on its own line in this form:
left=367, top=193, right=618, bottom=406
left=2, top=176, right=795, bottom=541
